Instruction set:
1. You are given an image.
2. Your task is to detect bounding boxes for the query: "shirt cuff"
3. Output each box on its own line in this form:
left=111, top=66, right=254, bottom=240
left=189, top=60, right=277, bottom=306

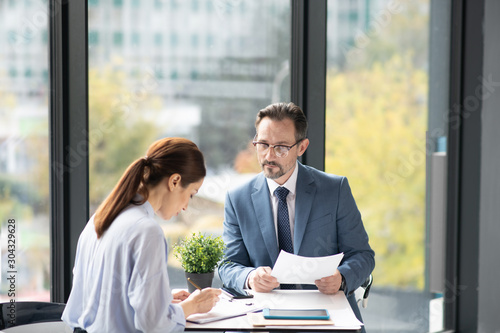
left=170, top=303, right=187, bottom=327
left=245, top=269, right=256, bottom=289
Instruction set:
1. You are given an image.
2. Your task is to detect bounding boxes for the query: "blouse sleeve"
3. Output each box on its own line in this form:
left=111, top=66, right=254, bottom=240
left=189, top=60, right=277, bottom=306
left=127, top=220, right=186, bottom=332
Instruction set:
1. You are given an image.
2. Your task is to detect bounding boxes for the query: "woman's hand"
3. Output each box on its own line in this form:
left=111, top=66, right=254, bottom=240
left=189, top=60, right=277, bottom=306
left=171, top=290, right=190, bottom=303
left=180, top=288, right=221, bottom=318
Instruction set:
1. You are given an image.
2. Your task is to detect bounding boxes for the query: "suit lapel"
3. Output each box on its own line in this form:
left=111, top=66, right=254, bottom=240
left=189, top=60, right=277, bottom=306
left=251, top=174, right=279, bottom=264
left=294, top=163, right=316, bottom=254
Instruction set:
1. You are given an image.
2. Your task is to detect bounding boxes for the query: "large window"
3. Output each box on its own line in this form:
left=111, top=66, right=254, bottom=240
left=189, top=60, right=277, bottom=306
left=326, top=0, right=449, bottom=331
left=1, top=1, right=495, bottom=331
left=87, top=0, right=291, bottom=288
left=0, top=1, right=50, bottom=301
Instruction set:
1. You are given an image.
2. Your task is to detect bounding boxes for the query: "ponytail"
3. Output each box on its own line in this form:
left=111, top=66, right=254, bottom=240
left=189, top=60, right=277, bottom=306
left=93, top=137, right=206, bottom=238
left=94, top=158, right=148, bottom=238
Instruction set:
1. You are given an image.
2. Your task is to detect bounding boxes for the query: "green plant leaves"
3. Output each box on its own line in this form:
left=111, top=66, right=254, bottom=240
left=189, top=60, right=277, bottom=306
left=173, top=232, right=226, bottom=274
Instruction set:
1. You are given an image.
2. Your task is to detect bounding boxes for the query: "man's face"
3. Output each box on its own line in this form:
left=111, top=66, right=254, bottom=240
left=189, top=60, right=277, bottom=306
left=255, top=117, right=309, bottom=185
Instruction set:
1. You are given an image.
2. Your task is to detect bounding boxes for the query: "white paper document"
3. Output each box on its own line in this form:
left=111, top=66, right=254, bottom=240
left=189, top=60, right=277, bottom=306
left=186, top=297, right=263, bottom=324
left=271, top=251, right=344, bottom=284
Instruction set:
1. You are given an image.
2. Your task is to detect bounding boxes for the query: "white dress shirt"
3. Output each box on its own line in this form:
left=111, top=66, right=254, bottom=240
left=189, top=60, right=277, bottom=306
left=62, top=200, right=185, bottom=333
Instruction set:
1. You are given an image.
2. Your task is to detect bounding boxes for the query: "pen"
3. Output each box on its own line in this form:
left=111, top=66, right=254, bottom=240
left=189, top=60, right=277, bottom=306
left=187, top=277, right=202, bottom=291
left=187, top=277, right=231, bottom=301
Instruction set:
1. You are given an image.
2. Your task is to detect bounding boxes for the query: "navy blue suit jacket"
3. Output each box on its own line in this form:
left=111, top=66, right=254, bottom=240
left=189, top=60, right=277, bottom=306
left=218, top=162, right=375, bottom=321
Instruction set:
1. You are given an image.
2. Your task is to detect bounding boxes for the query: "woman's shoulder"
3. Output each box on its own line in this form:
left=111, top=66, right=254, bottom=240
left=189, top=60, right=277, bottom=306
left=110, top=203, right=163, bottom=239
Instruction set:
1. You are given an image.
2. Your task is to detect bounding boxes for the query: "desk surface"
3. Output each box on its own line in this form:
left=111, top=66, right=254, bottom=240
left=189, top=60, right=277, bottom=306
left=185, top=290, right=362, bottom=332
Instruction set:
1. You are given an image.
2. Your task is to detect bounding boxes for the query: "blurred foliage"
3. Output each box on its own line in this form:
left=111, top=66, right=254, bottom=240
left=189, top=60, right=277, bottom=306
left=326, top=55, right=427, bottom=289
left=0, top=178, right=34, bottom=225
left=234, top=140, right=261, bottom=174
left=88, top=64, right=161, bottom=211
left=0, top=88, right=49, bottom=225
left=0, top=75, right=50, bottom=298
left=0, top=90, right=17, bottom=110
left=338, top=0, right=429, bottom=71
left=25, top=130, right=50, bottom=214
left=326, top=0, right=429, bottom=289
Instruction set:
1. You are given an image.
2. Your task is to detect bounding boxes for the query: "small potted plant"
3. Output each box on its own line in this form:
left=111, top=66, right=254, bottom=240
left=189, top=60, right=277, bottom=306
left=173, top=232, right=226, bottom=292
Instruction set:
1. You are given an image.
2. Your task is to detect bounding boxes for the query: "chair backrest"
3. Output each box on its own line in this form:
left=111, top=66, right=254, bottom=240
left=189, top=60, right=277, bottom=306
left=0, top=321, right=72, bottom=333
left=0, top=302, right=66, bottom=330
left=354, top=274, right=373, bottom=309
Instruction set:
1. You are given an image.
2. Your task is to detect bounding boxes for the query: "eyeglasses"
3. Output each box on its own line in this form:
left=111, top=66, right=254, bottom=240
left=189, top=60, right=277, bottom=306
left=252, top=137, right=305, bottom=158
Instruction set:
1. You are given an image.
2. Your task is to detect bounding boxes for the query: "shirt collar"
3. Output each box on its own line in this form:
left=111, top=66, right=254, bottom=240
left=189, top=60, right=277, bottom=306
left=267, top=161, right=299, bottom=197
left=143, top=199, right=155, bottom=218
left=134, top=193, right=155, bottom=218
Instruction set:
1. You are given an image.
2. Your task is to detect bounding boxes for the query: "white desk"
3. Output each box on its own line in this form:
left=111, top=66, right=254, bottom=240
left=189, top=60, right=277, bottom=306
left=185, top=290, right=362, bottom=332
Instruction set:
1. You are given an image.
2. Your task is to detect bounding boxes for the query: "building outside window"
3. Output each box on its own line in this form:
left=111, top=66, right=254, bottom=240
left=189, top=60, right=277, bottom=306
left=87, top=0, right=291, bottom=290
left=0, top=0, right=50, bottom=302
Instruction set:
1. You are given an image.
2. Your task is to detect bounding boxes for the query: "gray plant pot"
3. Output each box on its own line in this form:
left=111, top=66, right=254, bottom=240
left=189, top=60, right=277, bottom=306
left=185, top=271, right=214, bottom=293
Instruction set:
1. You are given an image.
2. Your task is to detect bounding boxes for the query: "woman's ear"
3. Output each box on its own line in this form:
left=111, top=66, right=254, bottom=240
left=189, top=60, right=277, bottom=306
left=168, top=173, right=182, bottom=191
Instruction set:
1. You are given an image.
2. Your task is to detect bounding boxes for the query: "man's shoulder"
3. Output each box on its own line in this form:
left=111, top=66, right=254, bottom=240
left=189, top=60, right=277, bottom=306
left=300, top=163, right=346, bottom=184
left=228, top=172, right=264, bottom=196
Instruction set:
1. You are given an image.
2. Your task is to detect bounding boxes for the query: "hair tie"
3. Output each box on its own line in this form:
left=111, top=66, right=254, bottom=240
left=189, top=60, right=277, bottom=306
left=143, top=156, right=150, bottom=166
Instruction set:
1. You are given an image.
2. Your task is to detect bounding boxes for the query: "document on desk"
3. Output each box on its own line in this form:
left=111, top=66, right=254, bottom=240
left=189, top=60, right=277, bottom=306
left=271, top=251, right=344, bottom=284
left=247, top=313, right=335, bottom=327
left=186, top=297, right=263, bottom=324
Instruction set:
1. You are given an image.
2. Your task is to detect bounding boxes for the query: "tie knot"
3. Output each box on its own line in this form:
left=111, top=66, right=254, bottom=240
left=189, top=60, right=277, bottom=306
left=275, top=186, right=289, bottom=202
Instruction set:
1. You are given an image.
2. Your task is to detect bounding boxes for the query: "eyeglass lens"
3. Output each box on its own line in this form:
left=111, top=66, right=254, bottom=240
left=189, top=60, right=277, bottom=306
left=255, top=143, right=289, bottom=157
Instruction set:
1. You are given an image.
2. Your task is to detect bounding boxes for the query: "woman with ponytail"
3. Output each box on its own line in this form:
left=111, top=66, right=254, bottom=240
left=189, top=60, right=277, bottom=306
left=62, top=137, right=221, bottom=333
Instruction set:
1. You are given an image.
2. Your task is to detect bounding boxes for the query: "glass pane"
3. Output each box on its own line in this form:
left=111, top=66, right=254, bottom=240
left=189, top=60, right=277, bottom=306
left=0, top=3, right=50, bottom=301
left=326, top=0, right=449, bottom=332
left=88, top=0, right=290, bottom=288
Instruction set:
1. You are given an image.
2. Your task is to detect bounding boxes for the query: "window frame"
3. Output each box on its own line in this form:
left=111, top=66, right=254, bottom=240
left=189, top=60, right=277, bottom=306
left=291, top=0, right=327, bottom=171
left=49, top=0, right=89, bottom=302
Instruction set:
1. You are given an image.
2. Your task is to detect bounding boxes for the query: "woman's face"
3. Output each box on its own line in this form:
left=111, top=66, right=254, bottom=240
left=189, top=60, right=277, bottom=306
left=155, top=177, right=204, bottom=220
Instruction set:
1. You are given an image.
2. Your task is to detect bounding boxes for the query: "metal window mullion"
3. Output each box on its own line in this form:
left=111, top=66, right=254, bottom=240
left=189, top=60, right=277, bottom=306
left=291, top=0, right=327, bottom=171
left=445, top=0, right=484, bottom=331
left=49, top=0, right=89, bottom=303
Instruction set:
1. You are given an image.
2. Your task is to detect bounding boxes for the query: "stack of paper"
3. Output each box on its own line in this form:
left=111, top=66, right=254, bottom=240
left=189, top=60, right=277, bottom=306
left=247, top=313, right=335, bottom=327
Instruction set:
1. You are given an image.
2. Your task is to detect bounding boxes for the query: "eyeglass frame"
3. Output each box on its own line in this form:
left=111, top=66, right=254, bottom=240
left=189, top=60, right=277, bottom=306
left=252, top=136, right=306, bottom=158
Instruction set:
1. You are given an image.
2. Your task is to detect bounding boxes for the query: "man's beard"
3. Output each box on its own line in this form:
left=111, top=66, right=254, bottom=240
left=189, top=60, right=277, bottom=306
left=261, top=160, right=292, bottom=180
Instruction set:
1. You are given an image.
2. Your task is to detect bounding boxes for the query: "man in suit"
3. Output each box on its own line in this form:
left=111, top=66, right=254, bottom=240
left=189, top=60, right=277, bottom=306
left=218, top=102, right=375, bottom=326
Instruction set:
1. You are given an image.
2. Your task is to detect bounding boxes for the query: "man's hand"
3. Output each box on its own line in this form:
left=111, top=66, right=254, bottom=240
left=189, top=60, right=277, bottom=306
left=315, top=269, right=343, bottom=295
left=248, top=266, right=280, bottom=292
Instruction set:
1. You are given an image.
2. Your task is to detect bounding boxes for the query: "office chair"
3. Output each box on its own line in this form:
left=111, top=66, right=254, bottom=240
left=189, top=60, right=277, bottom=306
left=0, top=301, right=67, bottom=331
left=354, top=274, right=373, bottom=308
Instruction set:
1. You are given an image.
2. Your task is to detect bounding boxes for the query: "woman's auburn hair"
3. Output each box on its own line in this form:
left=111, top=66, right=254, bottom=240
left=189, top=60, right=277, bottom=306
left=93, top=137, right=206, bottom=238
